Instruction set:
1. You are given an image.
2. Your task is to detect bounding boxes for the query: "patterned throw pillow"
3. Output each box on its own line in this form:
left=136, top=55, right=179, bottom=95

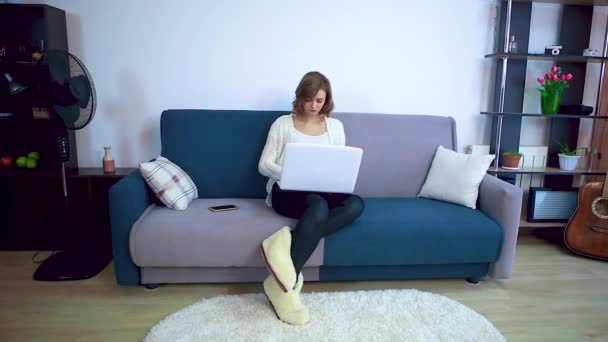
left=139, top=156, right=198, bottom=210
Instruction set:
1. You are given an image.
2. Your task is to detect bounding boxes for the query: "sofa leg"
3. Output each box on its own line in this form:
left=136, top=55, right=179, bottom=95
left=144, top=283, right=160, bottom=291
left=466, top=277, right=480, bottom=284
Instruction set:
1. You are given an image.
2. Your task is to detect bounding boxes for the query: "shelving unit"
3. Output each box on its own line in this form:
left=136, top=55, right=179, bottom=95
left=487, top=1, right=607, bottom=168
left=483, top=112, right=608, bottom=175
left=485, top=0, right=608, bottom=227
left=482, top=111, right=608, bottom=119
left=0, top=4, right=78, bottom=171
left=512, top=0, right=608, bottom=5
left=520, top=215, right=567, bottom=228
left=488, top=166, right=605, bottom=175
left=485, top=52, right=608, bottom=63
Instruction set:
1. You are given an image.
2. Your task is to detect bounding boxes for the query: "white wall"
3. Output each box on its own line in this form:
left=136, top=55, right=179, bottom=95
left=12, top=0, right=605, bottom=169
left=9, top=0, right=500, bottom=167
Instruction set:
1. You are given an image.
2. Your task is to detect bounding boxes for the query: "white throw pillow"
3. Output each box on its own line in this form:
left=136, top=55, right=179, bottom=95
left=139, top=156, right=198, bottom=210
left=418, top=145, right=495, bottom=209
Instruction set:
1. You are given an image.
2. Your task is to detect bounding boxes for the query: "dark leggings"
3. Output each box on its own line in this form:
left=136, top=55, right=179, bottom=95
left=271, top=183, right=364, bottom=278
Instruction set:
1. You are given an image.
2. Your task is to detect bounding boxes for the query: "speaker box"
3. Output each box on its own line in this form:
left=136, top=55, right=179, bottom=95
left=527, top=187, right=578, bottom=222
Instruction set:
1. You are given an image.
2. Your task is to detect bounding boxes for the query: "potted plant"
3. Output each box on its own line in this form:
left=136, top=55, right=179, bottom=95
left=501, top=151, right=522, bottom=169
left=557, top=142, right=586, bottom=171
left=537, top=65, right=573, bottom=114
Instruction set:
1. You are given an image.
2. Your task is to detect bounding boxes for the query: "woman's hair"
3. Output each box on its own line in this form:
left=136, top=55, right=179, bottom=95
left=292, top=71, right=334, bottom=116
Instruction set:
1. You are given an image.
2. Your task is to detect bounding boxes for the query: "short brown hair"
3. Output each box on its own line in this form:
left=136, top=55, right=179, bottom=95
left=292, top=71, right=334, bottom=116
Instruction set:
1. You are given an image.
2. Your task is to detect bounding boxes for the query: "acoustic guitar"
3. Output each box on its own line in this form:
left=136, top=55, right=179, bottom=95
left=564, top=171, right=608, bottom=261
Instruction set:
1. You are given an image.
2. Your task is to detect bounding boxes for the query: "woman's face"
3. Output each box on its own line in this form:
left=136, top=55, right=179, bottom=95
left=301, top=89, right=326, bottom=116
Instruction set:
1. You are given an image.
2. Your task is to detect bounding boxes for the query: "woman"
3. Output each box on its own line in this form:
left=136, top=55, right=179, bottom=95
left=258, top=71, right=365, bottom=325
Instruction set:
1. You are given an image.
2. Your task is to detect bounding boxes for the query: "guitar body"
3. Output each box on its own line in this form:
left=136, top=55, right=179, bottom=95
left=564, top=181, right=608, bottom=261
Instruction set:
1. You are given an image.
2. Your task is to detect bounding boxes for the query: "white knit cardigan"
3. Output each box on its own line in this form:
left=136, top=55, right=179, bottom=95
left=258, top=113, right=346, bottom=206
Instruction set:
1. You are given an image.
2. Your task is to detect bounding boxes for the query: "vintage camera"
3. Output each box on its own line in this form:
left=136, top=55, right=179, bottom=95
left=545, top=45, right=562, bottom=56
left=583, top=48, right=597, bottom=57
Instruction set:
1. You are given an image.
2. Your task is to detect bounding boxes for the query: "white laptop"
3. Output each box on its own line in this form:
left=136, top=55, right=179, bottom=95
left=278, top=143, right=363, bottom=193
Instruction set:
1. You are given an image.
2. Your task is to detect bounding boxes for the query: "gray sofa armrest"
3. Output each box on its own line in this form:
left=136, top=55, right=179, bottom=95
left=109, top=170, right=152, bottom=286
left=478, top=174, right=523, bottom=279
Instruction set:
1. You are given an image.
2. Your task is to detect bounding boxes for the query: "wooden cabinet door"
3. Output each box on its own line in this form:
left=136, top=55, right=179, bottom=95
left=38, top=176, right=92, bottom=250
left=0, top=176, right=43, bottom=250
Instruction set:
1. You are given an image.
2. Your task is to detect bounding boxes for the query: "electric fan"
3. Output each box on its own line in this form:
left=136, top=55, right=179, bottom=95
left=33, top=50, right=105, bottom=281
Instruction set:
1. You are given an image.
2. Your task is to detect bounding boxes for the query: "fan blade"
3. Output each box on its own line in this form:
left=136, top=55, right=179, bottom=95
left=53, top=104, right=80, bottom=129
left=69, top=75, right=91, bottom=108
left=46, top=51, right=70, bottom=85
left=50, top=81, right=77, bottom=106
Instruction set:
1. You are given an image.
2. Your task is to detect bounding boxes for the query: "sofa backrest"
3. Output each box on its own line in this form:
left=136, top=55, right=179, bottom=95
left=161, top=110, right=285, bottom=198
left=160, top=110, right=456, bottom=199
left=333, top=112, right=456, bottom=197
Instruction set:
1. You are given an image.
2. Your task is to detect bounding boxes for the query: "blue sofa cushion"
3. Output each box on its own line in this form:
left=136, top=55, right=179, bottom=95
left=323, top=198, right=503, bottom=266
left=160, top=110, right=287, bottom=198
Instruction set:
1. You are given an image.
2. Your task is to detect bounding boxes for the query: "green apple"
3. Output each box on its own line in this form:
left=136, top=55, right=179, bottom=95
left=25, top=158, right=37, bottom=169
left=16, top=156, right=27, bottom=168
left=27, top=151, right=41, bottom=160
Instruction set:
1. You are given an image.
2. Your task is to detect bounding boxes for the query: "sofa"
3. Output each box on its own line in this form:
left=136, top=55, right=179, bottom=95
left=109, top=109, right=523, bottom=287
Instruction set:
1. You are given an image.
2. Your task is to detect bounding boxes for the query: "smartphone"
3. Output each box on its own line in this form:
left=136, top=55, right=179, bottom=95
left=208, top=204, right=239, bottom=212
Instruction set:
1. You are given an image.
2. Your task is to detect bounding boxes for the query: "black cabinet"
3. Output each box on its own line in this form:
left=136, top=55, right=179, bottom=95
left=0, top=175, right=43, bottom=250
left=38, top=175, right=92, bottom=250
left=0, top=168, right=136, bottom=251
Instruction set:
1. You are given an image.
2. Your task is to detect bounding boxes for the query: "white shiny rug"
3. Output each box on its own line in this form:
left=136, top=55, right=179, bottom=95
left=144, top=288, right=505, bottom=342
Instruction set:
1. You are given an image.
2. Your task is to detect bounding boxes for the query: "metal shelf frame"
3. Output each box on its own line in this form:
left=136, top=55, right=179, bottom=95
left=489, top=0, right=608, bottom=173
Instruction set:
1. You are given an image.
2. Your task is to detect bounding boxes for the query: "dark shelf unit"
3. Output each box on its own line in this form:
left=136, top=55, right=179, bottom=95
left=486, top=0, right=607, bottom=183
left=494, top=0, right=608, bottom=228
left=487, top=166, right=605, bottom=175
left=0, top=60, right=49, bottom=66
left=0, top=3, right=77, bottom=172
left=0, top=4, right=94, bottom=251
left=485, top=52, right=608, bottom=63
left=510, top=0, right=608, bottom=5
left=481, top=111, right=608, bottom=119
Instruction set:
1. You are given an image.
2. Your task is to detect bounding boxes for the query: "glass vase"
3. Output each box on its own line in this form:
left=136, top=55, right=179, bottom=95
left=103, top=146, right=115, bottom=173
left=540, top=90, right=562, bottom=114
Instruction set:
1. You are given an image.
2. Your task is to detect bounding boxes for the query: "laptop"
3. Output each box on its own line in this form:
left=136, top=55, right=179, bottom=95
left=278, top=143, right=363, bottom=193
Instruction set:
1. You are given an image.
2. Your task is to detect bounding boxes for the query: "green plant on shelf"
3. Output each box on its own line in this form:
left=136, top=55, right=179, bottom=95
left=557, top=142, right=587, bottom=156
left=502, top=151, right=523, bottom=156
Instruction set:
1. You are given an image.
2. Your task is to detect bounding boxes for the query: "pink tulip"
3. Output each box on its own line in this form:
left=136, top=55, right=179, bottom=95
left=565, top=73, right=573, bottom=81
left=537, top=77, right=545, bottom=84
left=551, top=65, right=559, bottom=74
left=561, top=74, right=567, bottom=80
left=553, top=74, right=560, bottom=81
left=545, top=73, right=552, bottom=80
